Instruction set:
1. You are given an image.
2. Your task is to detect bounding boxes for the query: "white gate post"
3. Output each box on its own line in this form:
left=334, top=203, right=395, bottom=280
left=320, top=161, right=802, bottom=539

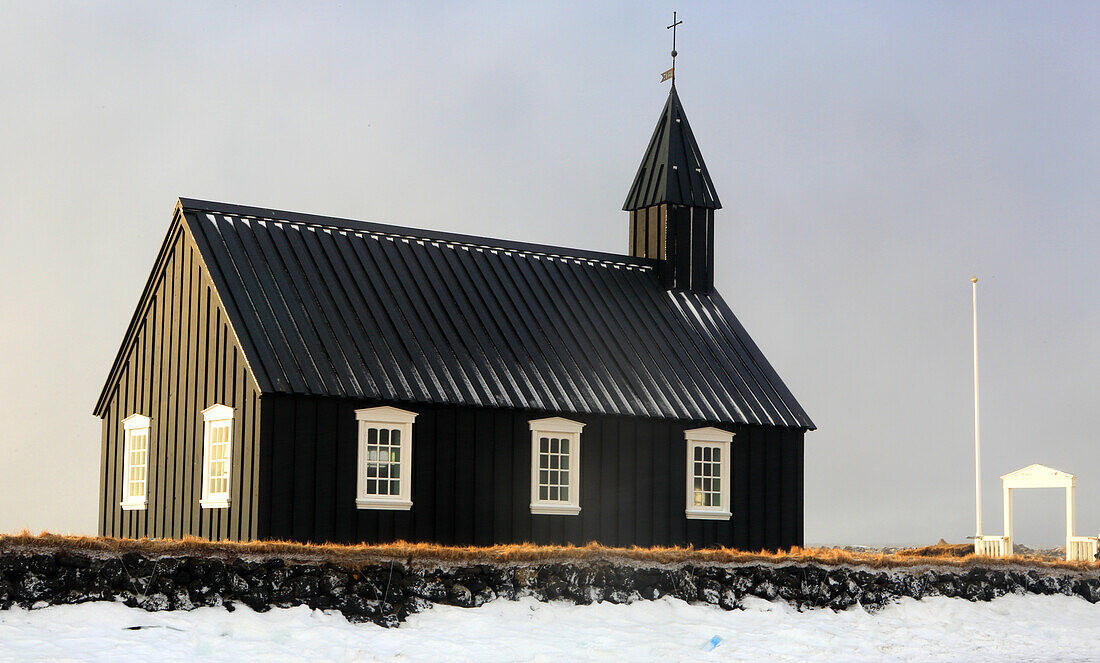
left=1067, top=484, right=1075, bottom=538
left=1066, top=483, right=1076, bottom=561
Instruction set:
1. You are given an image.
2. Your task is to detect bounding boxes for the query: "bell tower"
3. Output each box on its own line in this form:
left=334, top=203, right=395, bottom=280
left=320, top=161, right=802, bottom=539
left=623, top=83, right=722, bottom=292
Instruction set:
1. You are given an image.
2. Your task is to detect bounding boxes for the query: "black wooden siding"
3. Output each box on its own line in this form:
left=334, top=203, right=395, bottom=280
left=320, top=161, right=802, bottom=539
left=97, top=216, right=262, bottom=541
left=259, top=396, right=803, bottom=550
left=631, top=205, right=714, bottom=292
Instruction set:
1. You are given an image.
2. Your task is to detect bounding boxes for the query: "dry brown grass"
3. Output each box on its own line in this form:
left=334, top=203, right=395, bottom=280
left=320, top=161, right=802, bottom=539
left=895, top=542, right=974, bottom=558
left=1, top=531, right=1096, bottom=572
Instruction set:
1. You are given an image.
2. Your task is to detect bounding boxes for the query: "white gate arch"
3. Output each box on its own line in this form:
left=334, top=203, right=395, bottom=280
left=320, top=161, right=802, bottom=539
left=1001, top=464, right=1075, bottom=555
left=994, top=464, right=1097, bottom=562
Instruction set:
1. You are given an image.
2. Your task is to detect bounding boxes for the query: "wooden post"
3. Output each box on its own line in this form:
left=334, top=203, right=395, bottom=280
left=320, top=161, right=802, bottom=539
left=1003, top=485, right=1013, bottom=555
left=1066, top=484, right=1076, bottom=550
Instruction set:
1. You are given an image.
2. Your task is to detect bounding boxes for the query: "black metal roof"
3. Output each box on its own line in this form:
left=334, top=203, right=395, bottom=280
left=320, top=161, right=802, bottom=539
left=623, top=85, right=722, bottom=211
left=178, top=198, right=811, bottom=428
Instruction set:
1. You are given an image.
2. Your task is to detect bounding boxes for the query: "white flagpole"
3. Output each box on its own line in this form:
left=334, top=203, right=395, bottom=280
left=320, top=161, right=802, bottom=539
left=972, top=276, right=982, bottom=538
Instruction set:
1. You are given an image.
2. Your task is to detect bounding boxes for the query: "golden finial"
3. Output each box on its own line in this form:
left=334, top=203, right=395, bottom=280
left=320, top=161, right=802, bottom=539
left=971, top=276, right=978, bottom=283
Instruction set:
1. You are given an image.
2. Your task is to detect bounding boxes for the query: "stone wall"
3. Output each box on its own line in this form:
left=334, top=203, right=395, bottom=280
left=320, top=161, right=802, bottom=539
left=1, top=550, right=1098, bottom=627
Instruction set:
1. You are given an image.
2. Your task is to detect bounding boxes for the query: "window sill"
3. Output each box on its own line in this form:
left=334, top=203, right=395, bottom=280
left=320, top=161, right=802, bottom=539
left=685, top=509, right=731, bottom=521
left=120, top=500, right=147, bottom=511
left=530, top=503, right=581, bottom=516
left=356, top=498, right=413, bottom=511
left=200, top=498, right=230, bottom=509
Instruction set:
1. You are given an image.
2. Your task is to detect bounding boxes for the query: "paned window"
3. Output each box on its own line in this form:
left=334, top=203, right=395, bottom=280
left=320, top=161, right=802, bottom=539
left=356, top=406, right=417, bottom=510
left=120, top=414, right=151, bottom=510
left=537, top=436, right=572, bottom=503
left=529, top=417, right=584, bottom=515
left=684, top=427, right=733, bottom=520
left=200, top=404, right=233, bottom=508
left=691, top=445, right=722, bottom=507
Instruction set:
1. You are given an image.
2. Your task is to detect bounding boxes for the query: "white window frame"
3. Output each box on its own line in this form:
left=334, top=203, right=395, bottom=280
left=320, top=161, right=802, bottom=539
left=200, top=404, right=233, bottom=509
left=355, top=406, right=417, bottom=510
left=685, top=427, right=734, bottom=520
left=120, top=414, right=151, bottom=510
left=529, top=417, right=584, bottom=516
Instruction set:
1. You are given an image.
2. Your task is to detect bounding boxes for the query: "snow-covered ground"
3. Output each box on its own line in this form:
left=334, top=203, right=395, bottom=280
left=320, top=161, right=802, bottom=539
left=1, top=594, right=1097, bottom=662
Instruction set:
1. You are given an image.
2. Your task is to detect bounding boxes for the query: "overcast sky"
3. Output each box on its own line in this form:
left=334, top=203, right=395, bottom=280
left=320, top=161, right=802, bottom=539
left=1, top=1, right=1097, bottom=547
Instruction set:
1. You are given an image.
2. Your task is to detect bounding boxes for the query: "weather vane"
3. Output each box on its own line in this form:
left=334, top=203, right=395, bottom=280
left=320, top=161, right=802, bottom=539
left=662, top=11, right=682, bottom=84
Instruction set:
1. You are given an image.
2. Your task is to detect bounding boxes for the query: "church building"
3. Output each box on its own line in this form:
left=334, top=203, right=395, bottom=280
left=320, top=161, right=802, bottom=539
left=94, top=82, right=814, bottom=550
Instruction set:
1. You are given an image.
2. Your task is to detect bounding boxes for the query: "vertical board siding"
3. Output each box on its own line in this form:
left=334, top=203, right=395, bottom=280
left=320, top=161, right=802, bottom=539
left=291, top=398, right=316, bottom=542
left=312, top=398, right=338, bottom=544
left=269, top=399, right=297, bottom=538
left=98, top=417, right=109, bottom=536
left=511, top=413, right=531, bottom=543
left=781, top=431, right=805, bottom=547
left=97, top=218, right=262, bottom=541
left=473, top=411, right=494, bottom=545
left=617, top=420, right=635, bottom=545
left=261, top=397, right=805, bottom=550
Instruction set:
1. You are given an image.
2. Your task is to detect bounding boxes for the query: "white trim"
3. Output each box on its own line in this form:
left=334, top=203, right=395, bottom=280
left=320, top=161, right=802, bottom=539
left=528, top=417, right=586, bottom=435
left=200, top=404, right=233, bottom=509
left=355, top=407, right=417, bottom=510
left=683, top=426, right=734, bottom=443
left=531, top=504, right=582, bottom=516
left=355, top=405, right=418, bottom=425
left=122, top=413, right=151, bottom=430
left=203, top=403, right=234, bottom=422
left=684, top=427, right=733, bottom=521
left=529, top=417, right=583, bottom=515
left=355, top=498, right=413, bottom=511
left=120, top=413, right=151, bottom=510
left=685, top=509, right=732, bottom=520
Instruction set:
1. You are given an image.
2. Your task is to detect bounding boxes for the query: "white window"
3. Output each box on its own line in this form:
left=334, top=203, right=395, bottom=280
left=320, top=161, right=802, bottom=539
left=355, top=406, right=417, bottom=510
left=685, top=427, right=733, bottom=520
left=120, top=414, right=151, bottom=510
left=200, top=404, right=233, bottom=508
left=529, top=417, right=584, bottom=515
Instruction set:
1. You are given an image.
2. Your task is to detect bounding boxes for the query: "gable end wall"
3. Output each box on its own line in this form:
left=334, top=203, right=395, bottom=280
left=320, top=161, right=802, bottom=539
left=98, top=215, right=262, bottom=541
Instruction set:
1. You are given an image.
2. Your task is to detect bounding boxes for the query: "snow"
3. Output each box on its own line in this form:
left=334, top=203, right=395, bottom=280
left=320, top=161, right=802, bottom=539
left=1, top=595, right=1097, bottom=662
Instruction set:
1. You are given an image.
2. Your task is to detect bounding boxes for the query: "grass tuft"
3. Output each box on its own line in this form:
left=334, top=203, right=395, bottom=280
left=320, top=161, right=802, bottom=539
left=0, top=532, right=1095, bottom=572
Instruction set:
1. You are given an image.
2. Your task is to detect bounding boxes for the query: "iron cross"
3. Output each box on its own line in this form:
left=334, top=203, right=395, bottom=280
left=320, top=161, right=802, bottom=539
left=666, top=12, right=683, bottom=83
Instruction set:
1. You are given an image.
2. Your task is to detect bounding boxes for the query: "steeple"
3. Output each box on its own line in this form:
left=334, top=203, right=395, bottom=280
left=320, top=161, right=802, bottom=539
left=623, top=85, right=721, bottom=212
left=624, top=84, right=721, bottom=291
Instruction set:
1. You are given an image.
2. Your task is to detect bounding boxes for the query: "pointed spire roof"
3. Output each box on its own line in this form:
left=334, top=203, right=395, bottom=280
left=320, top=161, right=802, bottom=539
left=623, top=85, right=722, bottom=211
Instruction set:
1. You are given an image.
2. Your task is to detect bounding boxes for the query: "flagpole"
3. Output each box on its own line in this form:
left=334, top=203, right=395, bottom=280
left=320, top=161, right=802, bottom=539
left=972, top=276, right=982, bottom=538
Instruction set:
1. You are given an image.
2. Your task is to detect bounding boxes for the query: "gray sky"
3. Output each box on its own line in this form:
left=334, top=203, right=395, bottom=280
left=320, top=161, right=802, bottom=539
left=1, top=1, right=1096, bottom=547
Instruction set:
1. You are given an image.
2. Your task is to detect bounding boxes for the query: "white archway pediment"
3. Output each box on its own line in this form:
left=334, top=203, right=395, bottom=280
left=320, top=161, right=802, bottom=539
left=1001, top=464, right=1076, bottom=488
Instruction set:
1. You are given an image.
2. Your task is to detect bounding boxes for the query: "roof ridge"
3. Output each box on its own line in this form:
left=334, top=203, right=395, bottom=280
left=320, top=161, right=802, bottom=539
left=178, top=198, right=655, bottom=270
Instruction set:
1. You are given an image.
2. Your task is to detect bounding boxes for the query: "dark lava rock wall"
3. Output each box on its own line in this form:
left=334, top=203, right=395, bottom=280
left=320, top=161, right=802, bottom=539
left=1, top=550, right=1097, bottom=627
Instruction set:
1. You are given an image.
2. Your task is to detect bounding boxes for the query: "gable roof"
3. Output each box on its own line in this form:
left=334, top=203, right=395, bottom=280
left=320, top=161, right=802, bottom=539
left=175, top=198, right=812, bottom=428
left=623, top=85, right=722, bottom=211
left=1002, top=464, right=1076, bottom=487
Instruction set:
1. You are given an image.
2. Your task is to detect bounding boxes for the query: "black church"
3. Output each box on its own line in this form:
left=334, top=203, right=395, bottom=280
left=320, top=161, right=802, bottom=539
left=95, top=83, right=814, bottom=549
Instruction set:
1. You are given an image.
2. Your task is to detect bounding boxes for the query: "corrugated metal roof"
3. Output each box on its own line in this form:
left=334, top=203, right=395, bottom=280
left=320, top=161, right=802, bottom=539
left=181, top=198, right=812, bottom=429
left=623, top=85, right=722, bottom=211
